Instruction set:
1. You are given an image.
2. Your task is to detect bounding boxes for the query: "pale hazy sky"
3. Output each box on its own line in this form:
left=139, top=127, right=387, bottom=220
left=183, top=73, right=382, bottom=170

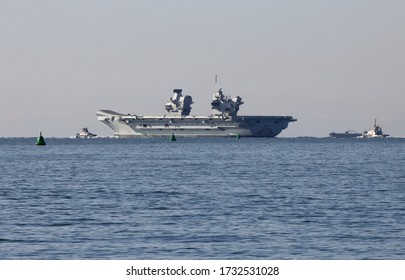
left=1, top=0, right=404, bottom=137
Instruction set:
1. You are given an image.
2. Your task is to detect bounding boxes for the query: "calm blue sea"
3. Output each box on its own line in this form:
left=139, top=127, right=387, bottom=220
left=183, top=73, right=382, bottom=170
left=0, top=137, right=404, bottom=259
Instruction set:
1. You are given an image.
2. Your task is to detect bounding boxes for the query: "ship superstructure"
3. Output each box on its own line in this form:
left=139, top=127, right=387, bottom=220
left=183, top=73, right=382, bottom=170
left=97, top=88, right=296, bottom=138
left=359, top=119, right=389, bottom=138
left=164, top=89, right=193, bottom=116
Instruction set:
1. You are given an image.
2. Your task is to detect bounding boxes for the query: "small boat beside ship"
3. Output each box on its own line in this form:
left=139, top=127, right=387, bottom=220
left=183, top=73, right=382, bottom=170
left=329, top=119, right=389, bottom=138
left=72, top=127, right=97, bottom=138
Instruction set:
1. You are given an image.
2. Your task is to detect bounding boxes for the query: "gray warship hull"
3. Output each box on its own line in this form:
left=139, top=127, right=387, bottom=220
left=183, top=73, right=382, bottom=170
left=329, top=131, right=362, bottom=138
left=97, top=88, right=296, bottom=138
left=97, top=110, right=296, bottom=138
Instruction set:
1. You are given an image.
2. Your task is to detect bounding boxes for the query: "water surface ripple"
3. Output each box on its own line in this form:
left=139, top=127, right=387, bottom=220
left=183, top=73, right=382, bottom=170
left=1, top=138, right=404, bottom=259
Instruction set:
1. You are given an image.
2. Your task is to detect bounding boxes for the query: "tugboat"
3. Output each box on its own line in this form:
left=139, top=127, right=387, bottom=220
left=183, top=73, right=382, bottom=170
left=358, top=119, right=389, bottom=138
left=73, top=127, right=97, bottom=138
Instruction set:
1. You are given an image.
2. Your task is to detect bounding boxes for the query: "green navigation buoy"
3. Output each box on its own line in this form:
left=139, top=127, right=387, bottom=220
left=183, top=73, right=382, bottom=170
left=236, top=133, right=241, bottom=139
left=36, top=132, right=46, bottom=146
left=169, top=133, right=176, bottom=141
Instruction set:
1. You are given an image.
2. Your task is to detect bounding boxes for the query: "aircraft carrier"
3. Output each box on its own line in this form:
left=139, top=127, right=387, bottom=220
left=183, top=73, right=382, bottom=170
left=97, top=88, right=296, bottom=138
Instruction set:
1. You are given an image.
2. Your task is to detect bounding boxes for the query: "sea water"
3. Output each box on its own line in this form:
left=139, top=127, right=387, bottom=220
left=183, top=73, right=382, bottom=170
left=0, top=137, right=404, bottom=259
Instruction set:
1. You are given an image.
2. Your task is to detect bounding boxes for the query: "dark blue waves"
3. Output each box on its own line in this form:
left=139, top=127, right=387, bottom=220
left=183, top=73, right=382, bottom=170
left=0, top=137, right=404, bottom=259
